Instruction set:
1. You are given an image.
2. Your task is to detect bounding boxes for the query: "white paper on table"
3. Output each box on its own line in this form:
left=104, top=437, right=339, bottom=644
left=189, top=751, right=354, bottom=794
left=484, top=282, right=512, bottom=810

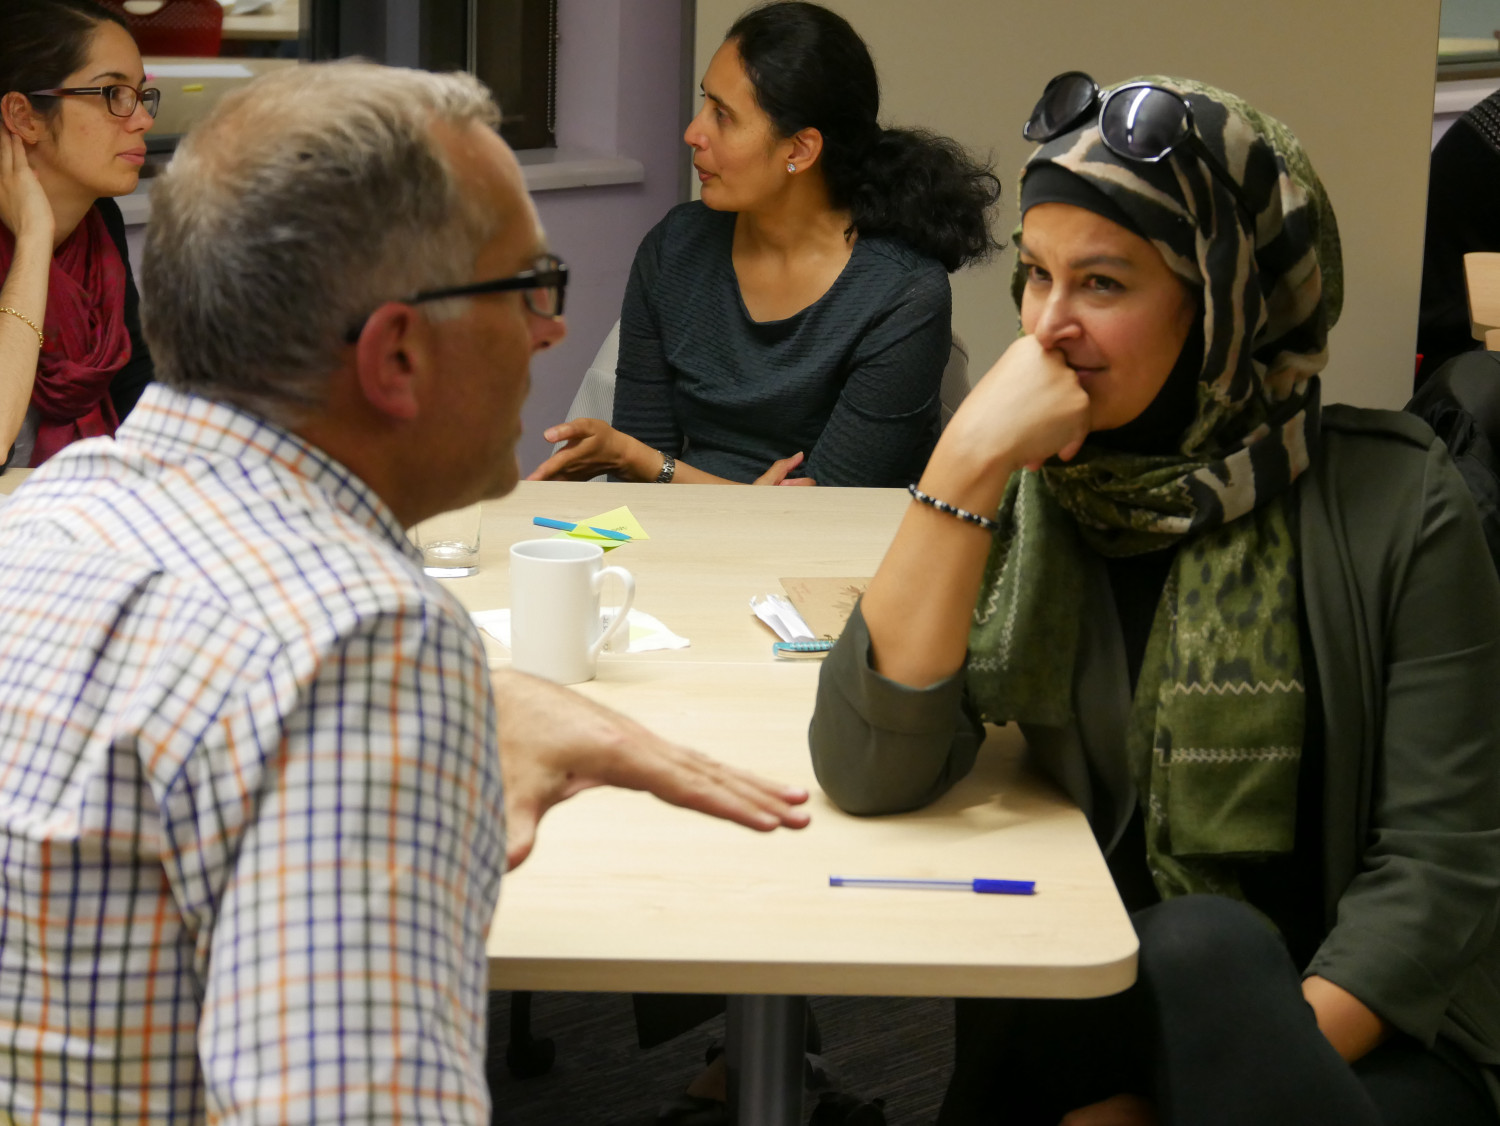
left=749, top=594, right=814, bottom=642
left=228, top=0, right=277, bottom=14
left=146, top=63, right=256, bottom=78
left=471, top=608, right=690, bottom=653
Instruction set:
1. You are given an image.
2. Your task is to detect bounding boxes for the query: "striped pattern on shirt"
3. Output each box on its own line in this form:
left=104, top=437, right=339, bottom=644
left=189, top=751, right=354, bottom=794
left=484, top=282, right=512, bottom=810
left=0, top=384, right=504, bottom=1124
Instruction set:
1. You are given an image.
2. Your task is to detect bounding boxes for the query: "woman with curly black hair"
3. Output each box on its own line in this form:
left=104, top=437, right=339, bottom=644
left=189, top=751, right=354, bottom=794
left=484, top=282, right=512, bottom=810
left=530, top=1, right=1000, bottom=488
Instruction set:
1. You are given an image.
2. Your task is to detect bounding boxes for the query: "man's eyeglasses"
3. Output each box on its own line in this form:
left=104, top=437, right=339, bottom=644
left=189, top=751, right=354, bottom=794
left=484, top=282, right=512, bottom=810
left=344, top=254, right=569, bottom=343
left=28, top=84, right=161, bottom=119
left=1023, top=72, right=1255, bottom=231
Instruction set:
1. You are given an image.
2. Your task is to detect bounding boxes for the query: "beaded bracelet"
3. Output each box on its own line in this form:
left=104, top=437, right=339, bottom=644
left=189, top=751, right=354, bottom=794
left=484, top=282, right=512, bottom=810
left=906, top=483, right=1000, bottom=533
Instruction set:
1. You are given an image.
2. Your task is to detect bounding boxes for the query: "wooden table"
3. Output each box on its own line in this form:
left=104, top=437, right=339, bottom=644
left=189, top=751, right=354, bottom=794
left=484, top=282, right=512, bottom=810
left=0, top=471, right=1136, bottom=1121
left=447, top=482, right=1138, bottom=1124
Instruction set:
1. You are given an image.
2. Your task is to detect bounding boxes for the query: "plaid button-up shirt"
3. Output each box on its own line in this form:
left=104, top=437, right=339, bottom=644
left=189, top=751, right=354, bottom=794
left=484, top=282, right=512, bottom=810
left=0, top=385, right=504, bottom=1124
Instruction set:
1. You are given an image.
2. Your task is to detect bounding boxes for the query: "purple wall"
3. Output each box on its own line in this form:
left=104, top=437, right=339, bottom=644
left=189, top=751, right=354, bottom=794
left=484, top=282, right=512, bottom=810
left=124, top=0, right=690, bottom=478
left=518, top=0, right=690, bottom=474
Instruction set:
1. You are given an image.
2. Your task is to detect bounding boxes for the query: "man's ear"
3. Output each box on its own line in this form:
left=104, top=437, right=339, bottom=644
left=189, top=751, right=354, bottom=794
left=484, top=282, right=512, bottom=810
left=785, top=126, right=824, bottom=173
left=2, top=92, right=46, bottom=144
left=352, top=303, right=427, bottom=422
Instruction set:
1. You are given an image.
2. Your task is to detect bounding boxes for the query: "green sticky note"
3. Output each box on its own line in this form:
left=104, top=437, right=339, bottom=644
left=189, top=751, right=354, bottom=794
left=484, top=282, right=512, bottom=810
left=555, top=506, right=649, bottom=551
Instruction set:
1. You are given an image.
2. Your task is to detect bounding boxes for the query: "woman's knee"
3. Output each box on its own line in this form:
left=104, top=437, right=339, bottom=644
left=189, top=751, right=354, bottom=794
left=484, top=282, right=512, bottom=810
left=1135, top=894, right=1295, bottom=990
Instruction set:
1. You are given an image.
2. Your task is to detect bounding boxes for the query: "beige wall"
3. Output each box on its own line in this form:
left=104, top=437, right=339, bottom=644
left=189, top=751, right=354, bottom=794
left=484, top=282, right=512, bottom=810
left=695, top=0, right=1441, bottom=409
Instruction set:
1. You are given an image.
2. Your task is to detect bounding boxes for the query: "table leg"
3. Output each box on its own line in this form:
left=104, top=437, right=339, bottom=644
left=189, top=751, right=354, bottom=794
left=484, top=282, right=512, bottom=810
left=725, top=994, right=806, bottom=1126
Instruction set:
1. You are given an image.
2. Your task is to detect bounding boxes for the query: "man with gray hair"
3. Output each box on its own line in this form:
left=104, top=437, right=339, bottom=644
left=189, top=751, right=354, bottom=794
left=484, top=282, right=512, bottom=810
left=0, top=62, right=807, bottom=1123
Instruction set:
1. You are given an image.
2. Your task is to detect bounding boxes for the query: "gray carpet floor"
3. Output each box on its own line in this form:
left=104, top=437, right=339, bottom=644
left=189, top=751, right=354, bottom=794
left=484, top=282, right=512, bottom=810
left=487, top=992, right=954, bottom=1125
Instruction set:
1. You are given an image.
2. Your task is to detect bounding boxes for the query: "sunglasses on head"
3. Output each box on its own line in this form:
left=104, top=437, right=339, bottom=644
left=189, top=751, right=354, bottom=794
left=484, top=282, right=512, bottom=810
left=1023, top=72, right=1255, bottom=232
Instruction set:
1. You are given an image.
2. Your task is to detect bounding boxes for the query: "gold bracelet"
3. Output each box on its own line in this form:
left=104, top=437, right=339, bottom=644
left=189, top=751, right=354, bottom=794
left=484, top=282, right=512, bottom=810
left=0, top=306, right=44, bottom=348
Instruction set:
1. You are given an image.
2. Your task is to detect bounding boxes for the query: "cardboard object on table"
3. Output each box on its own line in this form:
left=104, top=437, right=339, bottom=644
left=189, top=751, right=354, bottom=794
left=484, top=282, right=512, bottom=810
left=778, top=576, right=870, bottom=641
left=1466, top=252, right=1500, bottom=341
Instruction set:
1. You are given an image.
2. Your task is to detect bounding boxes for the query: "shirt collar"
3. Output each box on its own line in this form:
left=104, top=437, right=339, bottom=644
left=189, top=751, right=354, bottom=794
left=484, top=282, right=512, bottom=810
left=118, top=383, right=418, bottom=560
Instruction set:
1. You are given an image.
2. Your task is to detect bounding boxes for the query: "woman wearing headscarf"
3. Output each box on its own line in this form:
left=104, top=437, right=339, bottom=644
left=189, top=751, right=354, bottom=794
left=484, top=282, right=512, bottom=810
left=810, top=75, right=1500, bottom=1125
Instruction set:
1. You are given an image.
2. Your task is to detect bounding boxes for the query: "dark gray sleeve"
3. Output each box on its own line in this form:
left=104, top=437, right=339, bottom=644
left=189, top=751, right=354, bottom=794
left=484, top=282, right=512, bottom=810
left=809, top=600, right=985, bottom=815
left=802, top=265, right=951, bottom=488
left=612, top=220, right=682, bottom=456
left=1307, top=438, right=1500, bottom=1046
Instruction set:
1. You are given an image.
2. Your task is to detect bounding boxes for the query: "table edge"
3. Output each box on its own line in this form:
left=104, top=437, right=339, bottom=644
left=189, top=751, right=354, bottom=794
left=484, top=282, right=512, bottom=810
left=487, top=944, right=1140, bottom=1000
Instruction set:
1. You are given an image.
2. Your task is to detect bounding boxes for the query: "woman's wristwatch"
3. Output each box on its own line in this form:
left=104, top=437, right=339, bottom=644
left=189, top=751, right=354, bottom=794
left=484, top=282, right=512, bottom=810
left=655, top=452, right=676, bottom=484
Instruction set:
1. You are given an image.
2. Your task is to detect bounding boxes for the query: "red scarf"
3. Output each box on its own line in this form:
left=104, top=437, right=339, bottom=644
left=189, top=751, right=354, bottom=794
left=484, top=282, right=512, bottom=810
left=0, top=206, right=129, bottom=466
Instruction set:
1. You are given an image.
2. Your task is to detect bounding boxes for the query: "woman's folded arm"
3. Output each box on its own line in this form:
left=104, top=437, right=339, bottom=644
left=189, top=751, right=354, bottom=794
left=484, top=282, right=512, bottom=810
left=810, top=600, right=985, bottom=815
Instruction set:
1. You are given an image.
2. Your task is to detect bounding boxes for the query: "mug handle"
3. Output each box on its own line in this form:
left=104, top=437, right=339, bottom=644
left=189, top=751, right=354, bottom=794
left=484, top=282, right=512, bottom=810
left=591, top=565, right=636, bottom=656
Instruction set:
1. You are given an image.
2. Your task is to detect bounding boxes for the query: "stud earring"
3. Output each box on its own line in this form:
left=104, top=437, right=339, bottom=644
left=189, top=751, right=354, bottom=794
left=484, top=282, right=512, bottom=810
left=787, top=162, right=796, bottom=173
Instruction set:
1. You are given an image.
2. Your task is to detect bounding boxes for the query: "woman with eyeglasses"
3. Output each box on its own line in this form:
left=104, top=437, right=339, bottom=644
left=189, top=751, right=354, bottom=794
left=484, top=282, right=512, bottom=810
left=0, top=0, right=157, bottom=470
left=528, top=1, right=1000, bottom=488
left=810, top=75, right=1500, bottom=1126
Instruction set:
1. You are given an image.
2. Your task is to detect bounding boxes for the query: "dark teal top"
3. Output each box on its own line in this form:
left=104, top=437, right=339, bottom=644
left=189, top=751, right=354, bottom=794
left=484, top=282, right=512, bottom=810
left=612, top=202, right=951, bottom=486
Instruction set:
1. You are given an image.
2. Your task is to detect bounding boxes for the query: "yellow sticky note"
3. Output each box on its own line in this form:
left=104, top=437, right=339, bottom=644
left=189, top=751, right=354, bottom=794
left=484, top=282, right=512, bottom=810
left=556, top=506, right=649, bottom=551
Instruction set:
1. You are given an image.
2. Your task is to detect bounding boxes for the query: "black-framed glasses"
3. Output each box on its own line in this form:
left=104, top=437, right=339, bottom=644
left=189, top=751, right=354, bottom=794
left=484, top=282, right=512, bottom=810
left=344, top=254, right=568, bottom=343
left=1023, top=72, right=1255, bottom=231
left=28, top=84, right=160, bottom=119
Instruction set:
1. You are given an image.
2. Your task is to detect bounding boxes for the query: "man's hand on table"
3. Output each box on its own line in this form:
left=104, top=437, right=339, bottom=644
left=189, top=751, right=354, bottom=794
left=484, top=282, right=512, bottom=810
left=491, top=668, right=811, bottom=870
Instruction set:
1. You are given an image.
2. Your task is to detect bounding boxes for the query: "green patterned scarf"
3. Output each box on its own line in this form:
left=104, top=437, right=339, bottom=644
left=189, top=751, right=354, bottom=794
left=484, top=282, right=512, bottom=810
left=967, top=79, right=1340, bottom=901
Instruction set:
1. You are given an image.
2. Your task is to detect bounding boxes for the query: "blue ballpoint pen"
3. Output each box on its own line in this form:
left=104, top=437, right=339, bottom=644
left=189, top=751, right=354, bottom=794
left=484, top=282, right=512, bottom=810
left=828, top=876, right=1036, bottom=895
left=533, top=516, right=632, bottom=541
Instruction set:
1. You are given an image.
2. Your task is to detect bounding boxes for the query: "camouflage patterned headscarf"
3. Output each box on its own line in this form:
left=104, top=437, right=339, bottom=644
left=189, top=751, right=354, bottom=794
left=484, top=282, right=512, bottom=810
left=966, top=79, right=1341, bottom=901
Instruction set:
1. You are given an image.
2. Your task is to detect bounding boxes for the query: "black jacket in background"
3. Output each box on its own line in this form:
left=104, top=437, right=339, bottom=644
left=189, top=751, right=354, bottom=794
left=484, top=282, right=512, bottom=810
left=97, top=195, right=155, bottom=422
left=1417, top=95, right=1500, bottom=388
left=1407, top=349, right=1500, bottom=573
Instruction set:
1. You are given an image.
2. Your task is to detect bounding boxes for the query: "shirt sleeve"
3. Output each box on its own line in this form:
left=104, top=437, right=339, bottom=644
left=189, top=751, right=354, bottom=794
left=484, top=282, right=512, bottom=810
left=1306, top=436, right=1500, bottom=1047
left=173, top=599, right=504, bottom=1125
left=613, top=218, right=682, bottom=458
left=801, top=263, right=951, bottom=488
left=810, top=600, right=985, bottom=815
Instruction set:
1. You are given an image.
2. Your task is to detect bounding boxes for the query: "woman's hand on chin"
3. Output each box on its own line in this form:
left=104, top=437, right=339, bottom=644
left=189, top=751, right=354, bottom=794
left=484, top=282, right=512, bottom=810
left=754, top=450, right=816, bottom=487
left=526, top=418, right=659, bottom=482
left=937, top=334, right=1092, bottom=482
left=0, top=131, right=54, bottom=246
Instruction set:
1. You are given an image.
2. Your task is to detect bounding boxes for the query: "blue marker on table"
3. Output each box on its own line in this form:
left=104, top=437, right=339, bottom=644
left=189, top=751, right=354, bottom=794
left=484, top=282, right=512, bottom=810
left=533, top=516, right=632, bottom=541
left=829, top=876, right=1036, bottom=896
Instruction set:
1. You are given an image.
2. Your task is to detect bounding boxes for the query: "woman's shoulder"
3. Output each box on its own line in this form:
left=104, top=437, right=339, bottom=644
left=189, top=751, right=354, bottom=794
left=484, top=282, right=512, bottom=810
left=632, top=201, right=732, bottom=287
left=627, top=202, right=732, bottom=305
left=855, top=233, right=948, bottom=280
left=1304, top=403, right=1461, bottom=546
left=845, top=234, right=951, bottom=310
left=1316, top=404, right=1439, bottom=473
left=645, top=200, right=732, bottom=251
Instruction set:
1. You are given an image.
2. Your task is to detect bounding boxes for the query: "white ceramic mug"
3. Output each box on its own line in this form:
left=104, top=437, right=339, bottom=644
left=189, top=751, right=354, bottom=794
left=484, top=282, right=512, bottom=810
left=509, top=538, right=636, bottom=684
